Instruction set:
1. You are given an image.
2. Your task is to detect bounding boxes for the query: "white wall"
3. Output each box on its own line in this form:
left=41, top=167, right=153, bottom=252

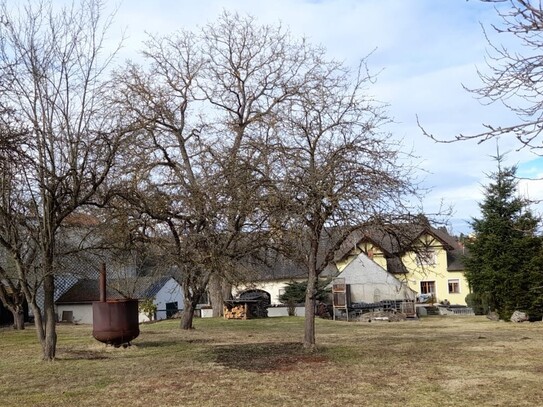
left=234, top=279, right=305, bottom=305
left=57, top=303, right=151, bottom=324
left=154, top=278, right=184, bottom=320
left=267, top=306, right=306, bottom=317
left=56, top=278, right=185, bottom=324
left=57, top=304, right=93, bottom=324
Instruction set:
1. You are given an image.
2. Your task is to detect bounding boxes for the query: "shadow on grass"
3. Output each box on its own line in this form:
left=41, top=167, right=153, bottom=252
left=57, top=349, right=110, bottom=360
left=137, top=337, right=214, bottom=348
left=214, top=342, right=328, bottom=372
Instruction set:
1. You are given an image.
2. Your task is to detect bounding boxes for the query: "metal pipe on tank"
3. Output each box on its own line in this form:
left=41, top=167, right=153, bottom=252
left=99, top=263, right=106, bottom=302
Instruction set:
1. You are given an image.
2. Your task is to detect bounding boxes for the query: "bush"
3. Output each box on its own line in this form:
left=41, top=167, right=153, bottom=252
left=139, top=298, right=157, bottom=321
left=465, top=292, right=491, bottom=315
left=278, top=280, right=331, bottom=316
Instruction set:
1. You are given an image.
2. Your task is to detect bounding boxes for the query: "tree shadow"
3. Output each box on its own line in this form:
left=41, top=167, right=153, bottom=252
left=57, top=349, right=110, bottom=360
left=136, top=338, right=214, bottom=348
left=213, top=342, right=328, bottom=372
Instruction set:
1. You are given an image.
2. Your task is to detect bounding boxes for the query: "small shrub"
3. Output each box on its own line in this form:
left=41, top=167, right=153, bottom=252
left=465, top=292, right=492, bottom=315
left=139, top=298, right=157, bottom=321
left=278, top=280, right=331, bottom=316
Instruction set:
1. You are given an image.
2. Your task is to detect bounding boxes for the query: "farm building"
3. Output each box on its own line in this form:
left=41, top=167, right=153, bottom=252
left=55, top=276, right=183, bottom=324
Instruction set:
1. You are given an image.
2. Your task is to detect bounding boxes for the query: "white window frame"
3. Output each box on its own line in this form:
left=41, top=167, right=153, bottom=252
left=448, top=279, right=460, bottom=294
left=420, top=280, right=436, bottom=295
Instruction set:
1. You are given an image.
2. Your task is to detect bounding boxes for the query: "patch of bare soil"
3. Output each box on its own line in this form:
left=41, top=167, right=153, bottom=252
left=213, top=342, right=328, bottom=372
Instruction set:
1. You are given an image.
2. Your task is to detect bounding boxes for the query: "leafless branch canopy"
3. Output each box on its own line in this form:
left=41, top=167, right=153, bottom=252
left=422, top=1, right=543, bottom=154
left=0, top=0, right=123, bottom=359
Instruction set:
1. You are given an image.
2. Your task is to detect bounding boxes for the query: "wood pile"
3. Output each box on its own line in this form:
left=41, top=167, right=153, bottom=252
left=223, top=304, right=248, bottom=320
left=223, top=299, right=269, bottom=319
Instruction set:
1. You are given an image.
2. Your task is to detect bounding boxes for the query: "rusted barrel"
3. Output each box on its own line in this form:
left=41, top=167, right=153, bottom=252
left=92, top=299, right=140, bottom=347
left=92, top=263, right=140, bottom=347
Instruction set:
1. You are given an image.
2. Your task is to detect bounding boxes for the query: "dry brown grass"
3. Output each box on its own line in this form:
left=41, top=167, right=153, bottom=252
left=1, top=316, right=542, bottom=406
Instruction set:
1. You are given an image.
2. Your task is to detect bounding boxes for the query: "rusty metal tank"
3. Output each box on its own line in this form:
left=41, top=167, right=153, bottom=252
left=92, top=264, right=140, bottom=347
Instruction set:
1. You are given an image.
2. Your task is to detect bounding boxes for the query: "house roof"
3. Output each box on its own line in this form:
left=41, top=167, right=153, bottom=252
left=335, top=223, right=464, bottom=273
left=240, top=222, right=464, bottom=282
left=447, top=247, right=468, bottom=271
left=241, top=250, right=307, bottom=281
left=55, top=276, right=174, bottom=304
left=338, top=224, right=457, bottom=259
left=241, top=238, right=343, bottom=283
left=385, top=256, right=409, bottom=275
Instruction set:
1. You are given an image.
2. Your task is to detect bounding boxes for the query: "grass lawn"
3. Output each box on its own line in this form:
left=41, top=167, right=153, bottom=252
left=1, top=316, right=542, bottom=407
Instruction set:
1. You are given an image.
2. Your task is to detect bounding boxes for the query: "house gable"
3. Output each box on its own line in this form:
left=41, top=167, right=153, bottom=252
left=334, top=224, right=469, bottom=305
left=332, top=252, right=416, bottom=304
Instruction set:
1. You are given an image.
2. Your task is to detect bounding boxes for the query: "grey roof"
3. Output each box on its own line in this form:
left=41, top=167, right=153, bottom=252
left=241, top=238, right=344, bottom=282
left=240, top=223, right=464, bottom=282
left=55, top=276, right=174, bottom=304
left=385, top=256, right=408, bottom=275
left=241, top=250, right=307, bottom=281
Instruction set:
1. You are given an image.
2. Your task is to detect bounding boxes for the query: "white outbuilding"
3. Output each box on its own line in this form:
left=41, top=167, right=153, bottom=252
left=55, top=276, right=183, bottom=324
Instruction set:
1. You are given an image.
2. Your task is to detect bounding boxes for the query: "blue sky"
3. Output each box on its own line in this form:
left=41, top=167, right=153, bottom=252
left=103, top=0, right=543, bottom=234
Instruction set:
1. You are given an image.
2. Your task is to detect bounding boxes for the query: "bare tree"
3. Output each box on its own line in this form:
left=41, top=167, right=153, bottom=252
left=0, top=277, right=26, bottom=329
left=0, top=0, right=123, bottom=360
left=197, top=11, right=320, bottom=315
left=422, top=1, right=543, bottom=152
left=112, top=28, right=212, bottom=329
left=0, top=109, right=30, bottom=330
left=271, top=59, right=420, bottom=349
left=114, top=13, right=320, bottom=328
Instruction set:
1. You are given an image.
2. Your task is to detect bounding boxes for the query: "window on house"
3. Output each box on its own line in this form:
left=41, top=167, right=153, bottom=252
left=420, top=281, right=435, bottom=295
left=448, top=279, right=460, bottom=294
left=416, top=248, right=436, bottom=266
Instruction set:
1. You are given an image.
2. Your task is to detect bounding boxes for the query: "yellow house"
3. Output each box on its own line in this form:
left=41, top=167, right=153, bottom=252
left=335, top=225, right=470, bottom=306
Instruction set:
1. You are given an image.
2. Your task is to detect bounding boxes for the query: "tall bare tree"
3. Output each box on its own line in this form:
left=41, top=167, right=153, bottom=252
left=0, top=0, right=123, bottom=360
left=112, top=28, right=211, bottom=329
left=272, top=59, right=420, bottom=349
left=114, top=12, right=320, bottom=328
left=198, top=11, right=322, bottom=315
left=0, top=109, right=30, bottom=330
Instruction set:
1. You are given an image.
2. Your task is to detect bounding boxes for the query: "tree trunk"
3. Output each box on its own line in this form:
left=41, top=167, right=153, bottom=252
left=208, top=275, right=233, bottom=317
left=42, top=273, right=57, bottom=361
left=28, top=300, right=46, bottom=346
left=222, top=282, right=232, bottom=302
left=208, top=274, right=223, bottom=318
left=180, top=298, right=196, bottom=330
left=303, top=266, right=318, bottom=351
left=11, top=307, right=25, bottom=330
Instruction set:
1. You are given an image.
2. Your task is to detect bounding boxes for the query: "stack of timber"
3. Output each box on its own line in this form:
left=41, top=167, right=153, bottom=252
left=223, top=299, right=268, bottom=319
left=223, top=303, right=248, bottom=320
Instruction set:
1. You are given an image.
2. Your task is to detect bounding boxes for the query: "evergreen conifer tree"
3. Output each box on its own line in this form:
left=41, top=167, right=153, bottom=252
left=465, top=154, right=543, bottom=320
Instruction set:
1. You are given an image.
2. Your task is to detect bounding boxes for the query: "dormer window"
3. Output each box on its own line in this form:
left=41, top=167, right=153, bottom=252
left=416, top=248, right=436, bottom=266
